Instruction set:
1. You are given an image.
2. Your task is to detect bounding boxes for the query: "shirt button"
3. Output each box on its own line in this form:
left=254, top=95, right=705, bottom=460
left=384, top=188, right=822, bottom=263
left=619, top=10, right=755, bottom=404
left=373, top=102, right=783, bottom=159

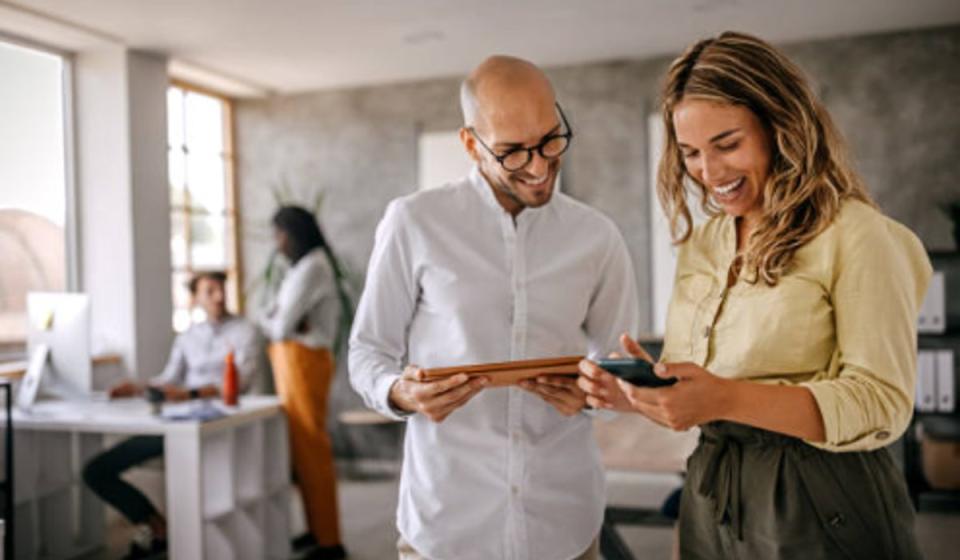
left=511, top=485, right=519, bottom=496
left=512, top=431, right=521, bottom=441
left=702, top=326, right=712, bottom=338
left=875, top=430, right=890, bottom=441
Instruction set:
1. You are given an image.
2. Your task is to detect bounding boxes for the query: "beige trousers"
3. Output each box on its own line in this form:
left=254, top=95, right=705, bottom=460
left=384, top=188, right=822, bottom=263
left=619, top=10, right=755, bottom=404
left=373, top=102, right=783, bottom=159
left=397, top=535, right=600, bottom=560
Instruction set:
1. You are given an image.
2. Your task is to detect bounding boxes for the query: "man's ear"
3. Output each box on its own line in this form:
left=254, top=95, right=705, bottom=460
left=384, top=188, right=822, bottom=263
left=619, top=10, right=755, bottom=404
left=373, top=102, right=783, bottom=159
left=459, top=127, right=481, bottom=163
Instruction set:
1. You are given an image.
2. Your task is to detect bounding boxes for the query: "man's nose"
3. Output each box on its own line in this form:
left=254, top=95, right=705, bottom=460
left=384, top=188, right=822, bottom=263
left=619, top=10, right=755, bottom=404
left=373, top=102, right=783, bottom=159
left=526, top=150, right=549, bottom=177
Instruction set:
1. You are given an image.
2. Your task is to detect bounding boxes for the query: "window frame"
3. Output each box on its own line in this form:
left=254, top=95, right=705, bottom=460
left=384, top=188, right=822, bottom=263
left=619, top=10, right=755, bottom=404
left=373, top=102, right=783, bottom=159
left=167, top=80, right=244, bottom=331
left=0, top=31, right=77, bottom=356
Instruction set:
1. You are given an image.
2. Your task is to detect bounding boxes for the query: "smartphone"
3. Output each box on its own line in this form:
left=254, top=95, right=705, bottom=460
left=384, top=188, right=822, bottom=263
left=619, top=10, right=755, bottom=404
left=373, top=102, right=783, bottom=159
left=596, top=358, right=676, bottom=388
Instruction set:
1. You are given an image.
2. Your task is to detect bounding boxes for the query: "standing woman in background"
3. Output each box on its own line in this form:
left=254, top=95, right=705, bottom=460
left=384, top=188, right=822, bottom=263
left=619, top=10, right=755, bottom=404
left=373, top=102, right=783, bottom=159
left=579, top=32, right=930, bottom=559
left=262, top=205, right=345, bottom=560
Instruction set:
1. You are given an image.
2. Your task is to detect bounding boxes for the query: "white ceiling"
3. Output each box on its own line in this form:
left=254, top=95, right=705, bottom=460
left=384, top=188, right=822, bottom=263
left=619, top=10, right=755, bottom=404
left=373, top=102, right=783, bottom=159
left=6, top=0, right=960, bottom=96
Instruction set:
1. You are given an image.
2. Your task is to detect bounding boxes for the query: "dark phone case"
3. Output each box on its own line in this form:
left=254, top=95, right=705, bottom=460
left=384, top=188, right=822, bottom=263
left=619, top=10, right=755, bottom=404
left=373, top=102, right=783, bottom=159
left=597, top=358, right=677, bottom=387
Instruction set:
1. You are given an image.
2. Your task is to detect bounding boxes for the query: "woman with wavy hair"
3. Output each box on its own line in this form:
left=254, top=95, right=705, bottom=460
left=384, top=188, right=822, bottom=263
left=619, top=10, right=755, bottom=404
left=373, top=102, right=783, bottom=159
left=579, top=32, right=930, bottom=558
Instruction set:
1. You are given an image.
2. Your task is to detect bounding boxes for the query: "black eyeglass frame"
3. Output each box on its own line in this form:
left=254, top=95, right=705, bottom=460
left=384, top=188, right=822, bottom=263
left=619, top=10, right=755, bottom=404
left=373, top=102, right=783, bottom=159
left=467, top=103, right=574, bottom=172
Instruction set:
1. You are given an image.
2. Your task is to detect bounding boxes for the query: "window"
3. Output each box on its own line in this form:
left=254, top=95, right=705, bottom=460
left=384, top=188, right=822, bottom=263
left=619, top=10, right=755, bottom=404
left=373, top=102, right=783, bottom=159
left=417, top=130, right=472, bottom=191
left=167, top=83, right=241, bottom=332
left=0, top=38, right=71, bottom=354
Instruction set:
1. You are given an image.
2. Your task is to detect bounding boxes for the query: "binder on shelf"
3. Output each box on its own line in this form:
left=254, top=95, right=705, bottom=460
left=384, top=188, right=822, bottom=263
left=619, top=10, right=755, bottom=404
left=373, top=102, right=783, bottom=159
left=918, top=271, right=946, bottom=334
left=936, top=350, right=955, bottom=413
left=916, top=350, right=937, bottom=412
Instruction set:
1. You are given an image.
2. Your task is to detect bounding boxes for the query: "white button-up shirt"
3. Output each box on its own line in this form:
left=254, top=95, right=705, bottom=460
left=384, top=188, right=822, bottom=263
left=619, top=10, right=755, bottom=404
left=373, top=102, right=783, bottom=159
left=349, top=168, right=639, bottom=560
left=151, top=315, right=262, bottom=391
left=260, top=248, right=341, bottom=350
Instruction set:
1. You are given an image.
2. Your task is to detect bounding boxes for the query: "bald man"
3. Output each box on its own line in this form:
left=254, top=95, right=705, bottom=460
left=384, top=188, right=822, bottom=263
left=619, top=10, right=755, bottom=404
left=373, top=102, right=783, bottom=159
left=349, top=56, right=639, bottom=560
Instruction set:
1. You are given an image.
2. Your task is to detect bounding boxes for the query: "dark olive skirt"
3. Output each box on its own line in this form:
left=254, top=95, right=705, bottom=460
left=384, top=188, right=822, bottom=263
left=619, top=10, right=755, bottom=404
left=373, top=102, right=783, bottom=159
left=678, top=421, right=922, bottom=560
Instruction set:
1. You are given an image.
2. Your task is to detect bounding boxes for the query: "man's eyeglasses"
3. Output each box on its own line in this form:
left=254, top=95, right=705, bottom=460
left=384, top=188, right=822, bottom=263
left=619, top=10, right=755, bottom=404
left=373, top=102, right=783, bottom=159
left=467, top=103, right=573, bottom=172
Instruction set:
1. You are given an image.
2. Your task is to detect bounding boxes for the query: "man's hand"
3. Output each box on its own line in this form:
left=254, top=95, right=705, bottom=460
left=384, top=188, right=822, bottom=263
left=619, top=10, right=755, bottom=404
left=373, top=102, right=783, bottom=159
left=389, top=365, right=488, bottom=423
left=518, top=375, right=587, bottom=416
left=156, top=384, right=190, bottom=403
left=108, top=380, right=144, bottom=399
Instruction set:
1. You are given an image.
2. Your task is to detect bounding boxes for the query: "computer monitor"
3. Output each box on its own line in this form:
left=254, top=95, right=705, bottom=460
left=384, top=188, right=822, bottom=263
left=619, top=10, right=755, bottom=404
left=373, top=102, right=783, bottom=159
left=26, top=292, right=92, bottom=398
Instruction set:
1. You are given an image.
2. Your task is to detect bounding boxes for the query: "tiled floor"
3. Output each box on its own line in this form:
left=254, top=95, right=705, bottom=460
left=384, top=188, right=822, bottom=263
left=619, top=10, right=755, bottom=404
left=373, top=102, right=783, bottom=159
left=88, top=469, right=960, bottom=559
left=335, top=472, right=960, bottom=560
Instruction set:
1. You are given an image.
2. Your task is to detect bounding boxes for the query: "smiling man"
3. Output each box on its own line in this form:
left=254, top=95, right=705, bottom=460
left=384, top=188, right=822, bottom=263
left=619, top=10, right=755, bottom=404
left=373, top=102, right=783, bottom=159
left=349, top=56, right=640, bottom=560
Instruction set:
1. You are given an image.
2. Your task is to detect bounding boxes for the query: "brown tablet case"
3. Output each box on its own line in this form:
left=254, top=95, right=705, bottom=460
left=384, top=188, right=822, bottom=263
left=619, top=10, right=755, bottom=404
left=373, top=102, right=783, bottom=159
left=421, top=356, right=583, bottom=387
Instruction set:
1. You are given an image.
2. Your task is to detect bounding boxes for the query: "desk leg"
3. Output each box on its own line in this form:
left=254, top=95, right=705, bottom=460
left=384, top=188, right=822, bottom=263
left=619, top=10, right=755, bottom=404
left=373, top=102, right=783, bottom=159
left=3, top=384, right=13, bottom=560
left=165, top=431, right=204, bottom=560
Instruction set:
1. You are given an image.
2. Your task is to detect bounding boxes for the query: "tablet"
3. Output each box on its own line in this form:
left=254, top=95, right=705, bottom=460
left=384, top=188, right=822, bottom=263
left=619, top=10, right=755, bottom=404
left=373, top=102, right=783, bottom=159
left=421, top=356, right=582, bottom=387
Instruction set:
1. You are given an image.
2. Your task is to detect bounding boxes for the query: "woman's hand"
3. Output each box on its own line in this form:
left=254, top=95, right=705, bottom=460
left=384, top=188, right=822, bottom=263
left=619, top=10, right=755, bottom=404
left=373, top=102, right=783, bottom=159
left=616, top=362, right=734, bottom=431
left=577, top=333, right=654, bottom=412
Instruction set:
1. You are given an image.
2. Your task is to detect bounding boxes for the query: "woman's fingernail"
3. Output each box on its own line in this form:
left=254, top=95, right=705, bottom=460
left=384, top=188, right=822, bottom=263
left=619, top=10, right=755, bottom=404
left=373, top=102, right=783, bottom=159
left=654, top=363, right=666, bottom=375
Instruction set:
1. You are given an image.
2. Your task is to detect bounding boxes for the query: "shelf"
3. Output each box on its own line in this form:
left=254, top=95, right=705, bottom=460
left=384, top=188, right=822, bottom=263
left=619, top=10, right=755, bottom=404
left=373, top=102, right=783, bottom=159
left=263, top=415, right=289, bottom=495
left=265, top=491, right=291, bottom=560
left=235, top=422, right=265, bottom=503
left=204, top=518, right=235, bottom=559
left=38, top=488, right=72, bottom=558
left=929, top=250, right=960, bottom=260
left=918, top=489, right=960, bottom=512
left=202, top=430, right=235, bottom=519
left=234, top=504, right=266, bottom=560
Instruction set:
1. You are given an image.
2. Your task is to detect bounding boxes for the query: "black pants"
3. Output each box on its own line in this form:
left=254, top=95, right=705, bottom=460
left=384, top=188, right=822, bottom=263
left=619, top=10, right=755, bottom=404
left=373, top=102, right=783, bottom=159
left=679, top=421, right=922, bottom=560
left=82, top=436, right=164, bottom=525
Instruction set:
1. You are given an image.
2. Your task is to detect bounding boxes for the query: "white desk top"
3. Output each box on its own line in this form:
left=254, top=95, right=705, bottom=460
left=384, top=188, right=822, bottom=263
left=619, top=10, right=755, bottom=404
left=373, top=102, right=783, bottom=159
left=11, top=395, right=283, bottom=435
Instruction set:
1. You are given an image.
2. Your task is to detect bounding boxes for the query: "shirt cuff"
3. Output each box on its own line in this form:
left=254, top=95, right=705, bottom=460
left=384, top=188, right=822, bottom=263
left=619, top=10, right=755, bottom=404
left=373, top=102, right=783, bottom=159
left=800, top=381, right=900, bottom=452
left=374, top=373, right=412, bottom=421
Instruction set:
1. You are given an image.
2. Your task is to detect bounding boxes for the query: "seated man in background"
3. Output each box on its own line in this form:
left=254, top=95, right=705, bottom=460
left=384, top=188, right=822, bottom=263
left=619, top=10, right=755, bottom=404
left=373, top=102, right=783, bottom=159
left=83, top=270, right=262, bottom=560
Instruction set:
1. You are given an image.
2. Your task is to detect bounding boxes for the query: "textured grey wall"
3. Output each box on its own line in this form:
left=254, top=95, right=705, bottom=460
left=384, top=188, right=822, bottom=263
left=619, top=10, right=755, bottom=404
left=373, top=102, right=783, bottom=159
left=236, top=25, right=960, bottom=458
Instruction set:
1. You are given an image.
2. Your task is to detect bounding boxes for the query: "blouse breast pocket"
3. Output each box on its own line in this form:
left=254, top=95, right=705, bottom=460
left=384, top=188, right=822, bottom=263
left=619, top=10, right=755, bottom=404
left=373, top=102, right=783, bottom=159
left=663, top=273, right=716, bottom=359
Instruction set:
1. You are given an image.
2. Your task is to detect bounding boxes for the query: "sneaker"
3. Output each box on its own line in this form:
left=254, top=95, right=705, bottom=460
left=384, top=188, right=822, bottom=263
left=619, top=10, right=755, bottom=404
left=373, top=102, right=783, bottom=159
left=303, top=543, right=347, bottom=560
left=121, top=538, right=166, bottom=560
left=122, top=525, right=167, bottom=560
left=292, top=532, right=316, bottom=550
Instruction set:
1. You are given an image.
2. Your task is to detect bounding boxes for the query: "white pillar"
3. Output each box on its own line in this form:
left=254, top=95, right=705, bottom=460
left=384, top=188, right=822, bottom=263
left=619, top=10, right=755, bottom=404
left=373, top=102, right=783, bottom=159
left=75, top=46, right=172, bottom=379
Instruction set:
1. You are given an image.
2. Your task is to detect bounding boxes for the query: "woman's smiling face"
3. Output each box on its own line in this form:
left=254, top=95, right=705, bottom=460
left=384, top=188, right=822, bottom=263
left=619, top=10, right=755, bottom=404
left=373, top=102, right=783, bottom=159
left=673, top=98, right=773, bottom=227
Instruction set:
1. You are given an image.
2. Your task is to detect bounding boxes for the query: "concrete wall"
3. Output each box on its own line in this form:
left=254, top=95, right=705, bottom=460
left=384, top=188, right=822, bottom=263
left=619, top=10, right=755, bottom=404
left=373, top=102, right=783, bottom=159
left=236, top=25, right=960, bottom=457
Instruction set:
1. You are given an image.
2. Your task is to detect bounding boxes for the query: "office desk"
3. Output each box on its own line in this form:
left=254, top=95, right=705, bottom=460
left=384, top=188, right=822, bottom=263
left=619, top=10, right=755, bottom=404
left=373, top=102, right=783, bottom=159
left=5, top=396, right=291, bottom=560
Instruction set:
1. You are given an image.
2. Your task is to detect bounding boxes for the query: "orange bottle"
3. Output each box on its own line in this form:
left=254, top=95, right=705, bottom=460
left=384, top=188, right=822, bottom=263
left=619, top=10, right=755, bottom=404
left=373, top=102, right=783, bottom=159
left=222, top=350, right=239, bottom=406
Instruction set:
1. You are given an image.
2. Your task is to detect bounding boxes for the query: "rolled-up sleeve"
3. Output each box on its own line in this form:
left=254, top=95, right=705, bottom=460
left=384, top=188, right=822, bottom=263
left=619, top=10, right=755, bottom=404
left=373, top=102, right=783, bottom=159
left=802, top=219, right=932, bottom=452
left=348, top=201, right=419, bottom=420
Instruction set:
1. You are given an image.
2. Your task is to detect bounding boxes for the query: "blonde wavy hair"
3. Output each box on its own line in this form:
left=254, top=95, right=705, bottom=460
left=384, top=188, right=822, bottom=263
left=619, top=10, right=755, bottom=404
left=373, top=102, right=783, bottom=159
left=657, top=31, right=874, bottom=285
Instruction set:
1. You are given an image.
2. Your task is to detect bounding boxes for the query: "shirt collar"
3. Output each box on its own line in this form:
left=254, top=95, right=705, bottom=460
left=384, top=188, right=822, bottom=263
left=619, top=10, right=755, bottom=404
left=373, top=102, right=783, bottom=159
left=468, top=165, right=557, bottom=222
left=195, top=313, right=236, bottom=334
